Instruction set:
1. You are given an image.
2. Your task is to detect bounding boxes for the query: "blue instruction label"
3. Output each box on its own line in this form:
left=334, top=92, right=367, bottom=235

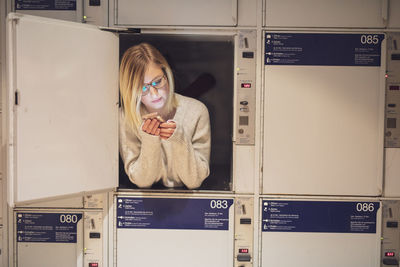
left=16, top=212, right=82, bottom=243
left=16, top=0, right=76, bottom=10
left=262, top=200, right=380, bottom=233
left=117, top=197, right=234, bottom=230
left=265, top=33, right=384, bottom=66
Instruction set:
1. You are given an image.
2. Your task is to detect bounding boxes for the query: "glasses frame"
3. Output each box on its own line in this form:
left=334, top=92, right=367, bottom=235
left=141, top=75, right=167, bottom=96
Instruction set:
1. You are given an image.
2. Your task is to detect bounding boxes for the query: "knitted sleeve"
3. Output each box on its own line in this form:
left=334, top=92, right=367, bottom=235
left=167, top=103, right=211, bottom=189
left=119, top=112, right=166, bottom=188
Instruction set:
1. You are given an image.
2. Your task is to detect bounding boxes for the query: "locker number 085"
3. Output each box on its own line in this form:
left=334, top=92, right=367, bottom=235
left=356, top=203, right=375, bottom=212
left=210, top=200, right=228, bottom=209
left=59, top=214, right=79, bottom=223
left=360, top=35, right=379, bottom=45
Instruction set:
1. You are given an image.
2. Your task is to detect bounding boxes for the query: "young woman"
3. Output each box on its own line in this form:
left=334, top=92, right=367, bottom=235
left=119, top=43, right=211, bottom=189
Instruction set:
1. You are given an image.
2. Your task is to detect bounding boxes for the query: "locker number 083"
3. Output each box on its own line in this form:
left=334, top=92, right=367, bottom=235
left=356, top=203, right=375, bottom=212
left=59, top=214, right=79, bottom=223
left=210, top=200, right=228, bottom=209
left=360, top=35, right=379, bottom=45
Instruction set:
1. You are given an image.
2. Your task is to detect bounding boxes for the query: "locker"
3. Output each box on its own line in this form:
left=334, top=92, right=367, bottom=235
left=263, top=31, right=385, bottom=196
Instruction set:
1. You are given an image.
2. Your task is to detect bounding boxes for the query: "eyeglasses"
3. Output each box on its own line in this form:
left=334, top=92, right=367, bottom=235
left=141, top=75, right=167, bottom=96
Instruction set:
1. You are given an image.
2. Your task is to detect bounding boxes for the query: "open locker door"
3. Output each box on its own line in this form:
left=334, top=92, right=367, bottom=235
left=6, top=13, right=119, bottom=206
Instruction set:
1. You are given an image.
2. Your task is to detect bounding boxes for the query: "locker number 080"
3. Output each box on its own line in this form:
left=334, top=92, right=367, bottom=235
left=210, top=200, right=228, bottom=209
left=360, top=35, right=379, bottom=45
left=356, top=203, right=375, bottom=212
left=59, top=214, right=79, bottom=223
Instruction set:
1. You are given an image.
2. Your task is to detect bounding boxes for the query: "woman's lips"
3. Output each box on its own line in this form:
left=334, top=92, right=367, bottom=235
left=152, top=98, right=162, bottom=103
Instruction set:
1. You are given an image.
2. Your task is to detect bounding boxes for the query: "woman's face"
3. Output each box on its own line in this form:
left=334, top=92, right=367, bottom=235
left=140, top=63, right=169, bottom=113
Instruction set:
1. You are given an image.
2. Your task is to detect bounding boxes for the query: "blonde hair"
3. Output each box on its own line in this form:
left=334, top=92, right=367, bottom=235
left=120, top=43, right=178, bottom=129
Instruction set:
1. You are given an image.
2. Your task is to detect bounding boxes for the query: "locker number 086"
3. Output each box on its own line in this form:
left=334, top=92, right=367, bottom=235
left=356, top=203, right=375, bottom=212
left=210, top=200, right=228, bottom=209
left=360, top=35, right=379, bottom=45
left=59, top=214, right=79, bottom=223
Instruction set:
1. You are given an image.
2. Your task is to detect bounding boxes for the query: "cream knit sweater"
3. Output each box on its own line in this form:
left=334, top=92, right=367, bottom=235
left=119, top=93, right=211, bottom=189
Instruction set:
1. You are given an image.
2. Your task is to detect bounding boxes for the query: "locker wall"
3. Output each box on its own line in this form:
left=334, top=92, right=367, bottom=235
left=0, top=1, right=399, bottom=267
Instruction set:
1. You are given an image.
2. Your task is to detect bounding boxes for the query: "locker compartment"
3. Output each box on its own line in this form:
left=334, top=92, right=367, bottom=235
left=262, top=31, right=385, bottom=196
left=112, top=0, right=238, bottom=26
left=264, top=0, right=386, bottom=28
left=260, top=198, right=382, bottom=267
left=6, top=14, right=258, bottom=205
left=14, top=211, right=84, bottom=267
left=14, top=209, right=104, bottom=267
left=117, top=33, right=235, bottom=192
left=113, top=194, right=253, bottom=267
left=117, top=30, right=256, bottom=192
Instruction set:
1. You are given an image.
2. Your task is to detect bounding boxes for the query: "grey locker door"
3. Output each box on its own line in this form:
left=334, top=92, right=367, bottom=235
left=262, top=32, right=385, bottom=196
left=264, top=0, right=386, bottom=28
left=6, top=13, right=119, bottom=206
left=115, top=0, right=238, bottom=26
left=116, top=196, right=235, bottom=267
left=16, top=211, right=84, bottom=267
left=261, top=198, right=382, bottom=267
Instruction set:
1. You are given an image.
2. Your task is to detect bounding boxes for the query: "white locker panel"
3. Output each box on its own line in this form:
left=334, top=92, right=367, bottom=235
left=261, top=198, right=382, bottom=267
left=115, top=196, right=234, bottom=267
left=6, top=14, right=119, bottom=205
left=262, top=233, right=380, bottom=266
left=115, top=0, right=238, bottom=26
left=264, top=0, right=385, bottom=28
left=384, top=148, right=400, bottom=197
left=15, top=211, right=84, bottom=267
left=263, top=32, right=385, bottom=196
left=388, top=0, right=400, bottom=28
left=18, top=243, right=80, bottom=267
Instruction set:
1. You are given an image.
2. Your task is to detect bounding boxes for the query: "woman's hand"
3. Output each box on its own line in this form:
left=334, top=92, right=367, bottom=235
left=142, top=118, right=161, bottom=136
left=159, top=121, right=176, bottom=140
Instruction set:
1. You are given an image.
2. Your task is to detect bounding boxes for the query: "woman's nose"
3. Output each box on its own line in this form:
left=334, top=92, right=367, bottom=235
left=149, top=86, right=159, bottom=97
